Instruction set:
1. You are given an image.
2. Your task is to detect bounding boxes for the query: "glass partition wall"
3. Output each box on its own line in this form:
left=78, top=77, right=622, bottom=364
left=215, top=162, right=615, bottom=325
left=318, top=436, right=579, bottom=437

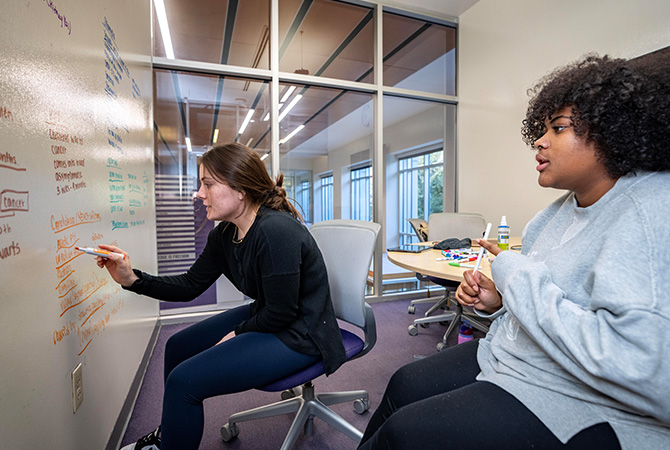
left=152, top=0, right=458, bottom=313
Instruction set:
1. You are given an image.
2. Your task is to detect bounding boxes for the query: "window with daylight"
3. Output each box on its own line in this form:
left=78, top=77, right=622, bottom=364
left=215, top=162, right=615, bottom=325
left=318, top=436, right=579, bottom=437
left=296, top=180, right=311, bottom=223
left=320, top=174, right=333, bottom=221
left=351, top=165, right=372, bottom=221
left=398, top=149, right=443, bottom=244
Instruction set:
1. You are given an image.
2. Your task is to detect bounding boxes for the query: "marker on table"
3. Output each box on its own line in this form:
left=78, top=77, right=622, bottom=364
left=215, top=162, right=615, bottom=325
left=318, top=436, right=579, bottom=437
left=473, top=223, right=493, bottom=272
left=75, top=246, right=125, bottom=259
left=448, top=261, right=476, bottom=268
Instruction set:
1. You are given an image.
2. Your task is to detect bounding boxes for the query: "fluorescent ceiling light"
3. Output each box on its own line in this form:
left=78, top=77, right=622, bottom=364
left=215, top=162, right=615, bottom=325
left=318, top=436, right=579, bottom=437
left=279, top=125, right=305, bottom=145
left=212, top=128, right=219, bottom=144
left=154, top=0, right=175, bottom=59
left=280, top=86, right=296, bottom=103
left=238, top=108, right=255, bottom=135
left=246, top=138, right=253, bottom=146
left=185, top=136, right=192, bottom=152
left=260, top=152, right=270, bottom=161
left=278, top=95, right=303, bottom=123
left=262, top=112, right=270, bottom=122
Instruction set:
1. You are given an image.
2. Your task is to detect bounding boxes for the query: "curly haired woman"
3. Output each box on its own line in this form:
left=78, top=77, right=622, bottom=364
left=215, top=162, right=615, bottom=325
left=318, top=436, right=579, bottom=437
left=358, top=54, right=670, bottom=450
left=96, top=143, right=346, bottom=450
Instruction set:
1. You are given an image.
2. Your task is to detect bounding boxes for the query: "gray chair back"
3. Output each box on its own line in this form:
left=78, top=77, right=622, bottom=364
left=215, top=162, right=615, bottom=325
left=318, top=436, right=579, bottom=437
left=310, top=220, right=380, bottom=357
left=427, top=212, right=486, bottom=241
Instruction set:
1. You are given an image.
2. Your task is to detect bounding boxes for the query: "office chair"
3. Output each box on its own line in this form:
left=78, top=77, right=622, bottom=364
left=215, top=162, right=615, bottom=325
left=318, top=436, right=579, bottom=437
left=406, top=218, right=428, bottom=242
left=407, top=213, right=490, bottom=351
left=220, top=219, right=381, bottom=450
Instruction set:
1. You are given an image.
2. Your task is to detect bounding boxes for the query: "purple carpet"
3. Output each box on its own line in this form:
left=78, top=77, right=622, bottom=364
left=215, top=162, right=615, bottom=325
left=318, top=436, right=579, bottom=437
left=120, top=298, right=485, bottom=449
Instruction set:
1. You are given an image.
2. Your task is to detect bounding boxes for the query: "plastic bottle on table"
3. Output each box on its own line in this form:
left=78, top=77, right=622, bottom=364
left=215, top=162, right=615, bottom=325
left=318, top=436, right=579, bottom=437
left=497, top=215, right=509, bottom=250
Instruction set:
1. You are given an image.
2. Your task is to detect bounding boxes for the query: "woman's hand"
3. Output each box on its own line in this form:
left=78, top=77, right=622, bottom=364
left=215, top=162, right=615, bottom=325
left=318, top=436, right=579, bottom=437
left=455, top=269, right=502, bottom=314
left=476, top=237, right=503, bottom=257
left=96, top=244, right=138, bottom=287
left=215, top=331, right=236, bottom=346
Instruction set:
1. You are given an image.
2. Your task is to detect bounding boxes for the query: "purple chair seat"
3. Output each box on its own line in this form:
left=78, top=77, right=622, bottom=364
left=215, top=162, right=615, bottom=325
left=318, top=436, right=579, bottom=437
left=260, top=329, right=364, bottom=392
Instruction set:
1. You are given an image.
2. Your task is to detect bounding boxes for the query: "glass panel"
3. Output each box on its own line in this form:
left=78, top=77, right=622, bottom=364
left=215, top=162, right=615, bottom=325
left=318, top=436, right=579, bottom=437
left=277, top=82, right=373, bottom=224
left=279, top=0, right=374, bottom=83
left=277, top=81, right=374, bottom=291
left=383, top=12, right=456, bottom=96
left=153, top=0, right=270, bottom=68
left=153, top=69, right=271, bottom=312
left=382, top=96, right=456, bottom=295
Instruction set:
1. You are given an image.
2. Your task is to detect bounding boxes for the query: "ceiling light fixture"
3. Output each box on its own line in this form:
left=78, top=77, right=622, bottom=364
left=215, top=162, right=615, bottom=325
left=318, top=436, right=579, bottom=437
left=260, top=152, right=270, bottom=161
left=279, top=124, right=305, bottom=145
left=262, top=112, right=270, bottom=122
left=185, top=136, right=192, bottom=152
left=238, top=108, right=255, bottom=135
left=278, top=95, right=302, bottom=123
left=280, top=86, right=296, bottom=103
left=212, top=128, right=219, bottom=144
left=153, top=0, right=175, bottom=59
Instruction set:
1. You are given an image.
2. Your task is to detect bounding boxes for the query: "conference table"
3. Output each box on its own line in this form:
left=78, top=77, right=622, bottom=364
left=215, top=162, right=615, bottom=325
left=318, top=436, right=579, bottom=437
left=387, top=237, right=522, bottom=283
left=387, top=237, right=521, bottom=351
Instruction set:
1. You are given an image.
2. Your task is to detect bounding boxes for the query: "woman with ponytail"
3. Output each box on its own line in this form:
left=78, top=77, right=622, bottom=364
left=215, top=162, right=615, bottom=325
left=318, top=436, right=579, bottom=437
left=97, top=143, right=346, bottom=450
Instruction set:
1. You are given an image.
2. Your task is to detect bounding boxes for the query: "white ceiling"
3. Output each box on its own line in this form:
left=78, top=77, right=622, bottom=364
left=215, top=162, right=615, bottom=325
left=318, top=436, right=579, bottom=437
left=391, top=0, right=480, bottom=17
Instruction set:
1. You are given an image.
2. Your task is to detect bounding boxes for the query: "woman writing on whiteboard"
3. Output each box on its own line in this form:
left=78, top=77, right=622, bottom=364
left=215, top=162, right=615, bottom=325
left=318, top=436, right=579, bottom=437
left=357, top=54, right=670, bottom=449
left=96, top=143, right=346, bottom=450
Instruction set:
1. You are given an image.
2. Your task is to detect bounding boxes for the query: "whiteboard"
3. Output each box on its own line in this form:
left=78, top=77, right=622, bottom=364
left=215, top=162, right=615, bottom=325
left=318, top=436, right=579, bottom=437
left=0, top=1, right=157, bottom=448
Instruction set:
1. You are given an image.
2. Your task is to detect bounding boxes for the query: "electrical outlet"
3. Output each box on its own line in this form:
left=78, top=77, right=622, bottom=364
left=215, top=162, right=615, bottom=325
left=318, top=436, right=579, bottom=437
left=71, top=363, right=83, bottom=413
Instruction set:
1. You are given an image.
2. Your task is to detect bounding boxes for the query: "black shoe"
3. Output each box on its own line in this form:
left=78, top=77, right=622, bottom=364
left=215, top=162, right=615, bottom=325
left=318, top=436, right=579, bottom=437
left=120, top=426, right=160, bottom=450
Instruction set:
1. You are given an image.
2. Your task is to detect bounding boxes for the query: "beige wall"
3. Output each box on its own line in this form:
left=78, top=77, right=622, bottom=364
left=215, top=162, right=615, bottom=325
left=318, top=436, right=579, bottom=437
left=458, top=0, right=670, bottom=236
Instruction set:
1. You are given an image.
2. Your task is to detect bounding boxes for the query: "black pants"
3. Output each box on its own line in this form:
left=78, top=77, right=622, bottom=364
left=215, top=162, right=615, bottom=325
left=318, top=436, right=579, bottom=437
left=358, top=340, right=620, bottom=450
left=160, top=304, right=320, bottom=450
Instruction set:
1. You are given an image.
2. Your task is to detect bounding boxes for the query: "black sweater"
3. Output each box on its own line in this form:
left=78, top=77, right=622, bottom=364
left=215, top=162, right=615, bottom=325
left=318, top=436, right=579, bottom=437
left=125, top=207, right=346, bottom=375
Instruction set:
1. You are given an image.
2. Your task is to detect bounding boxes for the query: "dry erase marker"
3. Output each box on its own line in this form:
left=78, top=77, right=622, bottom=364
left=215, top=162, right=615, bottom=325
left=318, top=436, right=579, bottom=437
left=473, top=223, right=493, bottom=272
left=75, top=247, right=125, bottom=259
left=448, top=261, right=476, bottom=268
left=456, top=256, right=477, bottom=262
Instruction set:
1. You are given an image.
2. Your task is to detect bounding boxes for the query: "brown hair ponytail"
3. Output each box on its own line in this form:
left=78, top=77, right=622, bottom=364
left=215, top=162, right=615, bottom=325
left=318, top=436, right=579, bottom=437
left=200, top=143, right=304, bottom=222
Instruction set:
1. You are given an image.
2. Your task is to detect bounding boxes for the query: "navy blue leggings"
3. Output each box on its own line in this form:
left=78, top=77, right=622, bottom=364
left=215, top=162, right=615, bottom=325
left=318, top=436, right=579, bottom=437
left=160, top=304, right=320, bottom=450
left=358, top=339, right=621, bottom=450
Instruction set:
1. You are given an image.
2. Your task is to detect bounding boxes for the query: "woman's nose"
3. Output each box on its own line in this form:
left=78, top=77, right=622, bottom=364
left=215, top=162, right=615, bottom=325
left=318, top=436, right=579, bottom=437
left=534, top=133, right=549, bottom=152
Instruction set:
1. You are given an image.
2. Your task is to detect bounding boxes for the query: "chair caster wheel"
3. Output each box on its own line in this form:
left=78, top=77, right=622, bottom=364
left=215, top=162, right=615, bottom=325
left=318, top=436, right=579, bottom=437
left=436, top=342, right=447, bottom=352
left=408, top=305, right=416, bottom=314
left=221, top=423, right=239, bottom=442
left=354, top=397, right=370, bottom=414
left=408, top=324, right=418, bottom=336
left=281, top=388, right=296, bottom=400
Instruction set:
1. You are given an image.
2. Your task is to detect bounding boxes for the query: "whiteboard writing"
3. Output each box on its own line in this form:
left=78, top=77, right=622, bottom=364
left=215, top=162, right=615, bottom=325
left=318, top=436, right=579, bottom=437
left=43, top=0, right=72, bottom=35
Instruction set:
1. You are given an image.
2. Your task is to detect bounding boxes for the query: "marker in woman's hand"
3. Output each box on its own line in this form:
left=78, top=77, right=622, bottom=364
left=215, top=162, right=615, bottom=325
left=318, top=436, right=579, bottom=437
left=473, top=223, right=492, bottom=272
left=75, top=247, right=125, bottom=259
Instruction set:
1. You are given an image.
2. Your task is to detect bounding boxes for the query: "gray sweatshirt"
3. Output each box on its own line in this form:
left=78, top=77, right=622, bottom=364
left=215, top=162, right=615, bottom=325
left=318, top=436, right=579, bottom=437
left=477, top=171, right=670, bottom=449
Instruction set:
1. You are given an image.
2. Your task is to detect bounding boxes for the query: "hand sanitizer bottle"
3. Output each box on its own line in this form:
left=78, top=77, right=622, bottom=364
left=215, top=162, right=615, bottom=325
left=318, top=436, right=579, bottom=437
left=497, top=216, right=509, bottom=250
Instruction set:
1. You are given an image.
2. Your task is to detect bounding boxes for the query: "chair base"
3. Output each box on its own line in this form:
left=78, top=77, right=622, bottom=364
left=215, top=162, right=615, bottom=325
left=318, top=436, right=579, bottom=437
left=408, top=291, right=489, bottom=351
left=221, top=382, right=368, bottom=450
